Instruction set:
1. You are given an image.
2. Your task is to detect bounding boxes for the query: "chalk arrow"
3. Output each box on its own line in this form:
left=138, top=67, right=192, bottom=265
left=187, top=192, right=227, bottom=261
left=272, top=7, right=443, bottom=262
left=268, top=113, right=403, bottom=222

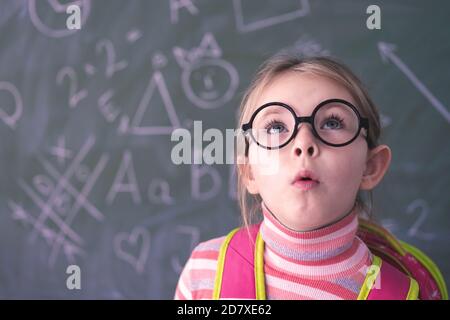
left=378, top=41, right=450, bottom=123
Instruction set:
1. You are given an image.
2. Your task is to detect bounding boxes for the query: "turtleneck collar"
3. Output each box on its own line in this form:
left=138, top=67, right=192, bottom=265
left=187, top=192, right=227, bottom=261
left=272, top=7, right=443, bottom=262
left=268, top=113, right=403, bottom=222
left=259, top=201, right=369, bottom=276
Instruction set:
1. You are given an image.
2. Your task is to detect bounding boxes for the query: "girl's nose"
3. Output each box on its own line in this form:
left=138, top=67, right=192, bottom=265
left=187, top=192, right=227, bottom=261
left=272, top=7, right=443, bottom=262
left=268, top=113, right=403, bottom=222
left=292, top=123, right=319, bottom=157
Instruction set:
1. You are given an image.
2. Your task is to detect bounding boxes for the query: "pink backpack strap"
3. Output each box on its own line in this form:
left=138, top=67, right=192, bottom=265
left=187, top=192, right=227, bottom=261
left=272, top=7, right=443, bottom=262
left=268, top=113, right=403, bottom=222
left=366, top=257, right=419, bottom=300
left=358, top=219, right=446, bottom=299
left=214, top=224, right=419, bottom=300
left=215, top=224, right=260, bottom=299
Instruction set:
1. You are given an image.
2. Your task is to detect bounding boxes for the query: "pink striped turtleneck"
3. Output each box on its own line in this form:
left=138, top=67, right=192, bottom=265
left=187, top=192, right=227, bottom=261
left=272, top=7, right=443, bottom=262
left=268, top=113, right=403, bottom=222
left=259, top=201, right=372, bottom=299
left=174, top=201, right=373, bottom=300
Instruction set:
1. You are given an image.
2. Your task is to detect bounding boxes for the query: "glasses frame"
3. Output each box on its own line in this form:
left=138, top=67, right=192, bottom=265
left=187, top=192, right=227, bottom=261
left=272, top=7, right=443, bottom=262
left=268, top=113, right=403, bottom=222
left=242, top=98, right=370, bottom=150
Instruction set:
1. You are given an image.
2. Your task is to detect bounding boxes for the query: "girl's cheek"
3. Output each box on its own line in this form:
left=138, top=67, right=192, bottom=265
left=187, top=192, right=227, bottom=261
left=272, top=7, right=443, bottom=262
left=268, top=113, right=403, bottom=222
left=344, top=156, right=366, bottom=185
left=249, top=147, right=282, bottom=177
left=326, top=148, right=365, bottom=181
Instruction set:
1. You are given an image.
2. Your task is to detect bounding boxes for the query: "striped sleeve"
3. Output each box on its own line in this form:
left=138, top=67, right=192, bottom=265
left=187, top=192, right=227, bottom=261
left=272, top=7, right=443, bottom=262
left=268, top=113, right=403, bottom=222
left=174, top=235, right=226, bottom=300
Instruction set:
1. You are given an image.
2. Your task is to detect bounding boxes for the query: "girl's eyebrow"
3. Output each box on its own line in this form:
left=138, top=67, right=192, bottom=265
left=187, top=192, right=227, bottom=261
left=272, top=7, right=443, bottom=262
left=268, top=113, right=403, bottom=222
left=259, top=108, right=282, bottom=116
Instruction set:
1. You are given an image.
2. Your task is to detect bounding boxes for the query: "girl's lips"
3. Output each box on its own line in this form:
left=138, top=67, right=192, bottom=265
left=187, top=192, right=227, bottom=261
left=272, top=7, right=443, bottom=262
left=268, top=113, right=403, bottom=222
left=292, top=179, right=320, bottom=191
left=292, top=169, right=319, bottom=184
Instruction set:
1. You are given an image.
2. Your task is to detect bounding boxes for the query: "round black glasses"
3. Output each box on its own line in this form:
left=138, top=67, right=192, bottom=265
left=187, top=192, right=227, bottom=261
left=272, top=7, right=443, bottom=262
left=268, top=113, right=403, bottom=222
left=242, top=99, right=370, bottom=150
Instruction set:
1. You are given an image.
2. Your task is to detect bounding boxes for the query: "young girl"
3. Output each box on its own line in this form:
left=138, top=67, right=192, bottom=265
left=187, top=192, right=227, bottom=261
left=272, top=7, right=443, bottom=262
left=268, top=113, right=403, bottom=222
left=174, top=53, right=446, bottom=300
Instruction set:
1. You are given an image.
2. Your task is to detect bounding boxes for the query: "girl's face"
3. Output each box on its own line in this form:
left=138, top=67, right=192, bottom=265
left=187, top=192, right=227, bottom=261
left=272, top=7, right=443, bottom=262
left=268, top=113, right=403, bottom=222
left=244, top=71, right=371, bottom=231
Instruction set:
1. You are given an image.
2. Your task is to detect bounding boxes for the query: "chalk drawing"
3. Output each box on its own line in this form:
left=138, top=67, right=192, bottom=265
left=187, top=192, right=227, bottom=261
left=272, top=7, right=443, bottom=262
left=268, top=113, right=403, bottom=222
left=114, top=226, right=151, bottom=274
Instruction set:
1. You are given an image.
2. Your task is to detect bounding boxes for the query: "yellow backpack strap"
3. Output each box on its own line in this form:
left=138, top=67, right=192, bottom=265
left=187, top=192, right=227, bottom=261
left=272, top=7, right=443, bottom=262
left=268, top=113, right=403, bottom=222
left=213, top=224, right=262, bottom=299
left=213, top=228, right=239, bottom=300
left=359, top=255, right=419, bottom=300
left=357, top=255, right=382, bottom=300
left=254, top=232, right=266, bottom=299
left=400, top=240, right=448, bottom=300
left=359, top=218, right=447, bottom=300
left=406, top=278, right=420, bottom=300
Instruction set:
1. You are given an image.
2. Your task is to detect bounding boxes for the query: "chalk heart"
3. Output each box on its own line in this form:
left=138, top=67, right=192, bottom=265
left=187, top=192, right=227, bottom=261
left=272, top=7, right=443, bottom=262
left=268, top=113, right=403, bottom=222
left=114, top=227, right=150, bottom=274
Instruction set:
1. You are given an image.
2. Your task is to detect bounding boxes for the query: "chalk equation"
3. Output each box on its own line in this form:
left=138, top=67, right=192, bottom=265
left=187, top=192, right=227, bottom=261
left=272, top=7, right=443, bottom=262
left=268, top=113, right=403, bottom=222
left=380, top=198, right=436, bottom=241
left=52, top=29, right=239, bottom=135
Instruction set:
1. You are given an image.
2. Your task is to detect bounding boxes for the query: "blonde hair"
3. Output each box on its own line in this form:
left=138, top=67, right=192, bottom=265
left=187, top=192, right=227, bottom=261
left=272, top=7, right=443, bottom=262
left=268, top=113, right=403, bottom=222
left=236, top=53, right=381, bottom=229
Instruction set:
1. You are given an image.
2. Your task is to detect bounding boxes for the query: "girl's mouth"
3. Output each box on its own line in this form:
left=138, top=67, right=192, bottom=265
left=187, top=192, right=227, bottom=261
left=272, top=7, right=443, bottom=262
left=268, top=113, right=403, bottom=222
left=292, top=169, right=320, bottom=190
left=292, top=177, right=320, bottom=191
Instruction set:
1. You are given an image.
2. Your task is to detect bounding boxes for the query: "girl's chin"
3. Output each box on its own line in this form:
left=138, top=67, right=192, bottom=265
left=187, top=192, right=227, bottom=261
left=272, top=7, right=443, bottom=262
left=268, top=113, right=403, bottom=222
left=283, top=212, right=327, bottom=231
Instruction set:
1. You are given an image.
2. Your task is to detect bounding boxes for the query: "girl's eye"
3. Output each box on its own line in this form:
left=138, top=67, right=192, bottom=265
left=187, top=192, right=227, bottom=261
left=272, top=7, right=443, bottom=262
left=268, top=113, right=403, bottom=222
left=264, top=119, right=287, bottom=134
left=322, top=114, right=344, bottom=130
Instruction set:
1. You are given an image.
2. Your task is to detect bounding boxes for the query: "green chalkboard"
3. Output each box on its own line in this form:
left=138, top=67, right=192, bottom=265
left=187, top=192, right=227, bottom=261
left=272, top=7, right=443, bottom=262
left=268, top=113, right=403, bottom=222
left=0, top=0, right=448, bottom=299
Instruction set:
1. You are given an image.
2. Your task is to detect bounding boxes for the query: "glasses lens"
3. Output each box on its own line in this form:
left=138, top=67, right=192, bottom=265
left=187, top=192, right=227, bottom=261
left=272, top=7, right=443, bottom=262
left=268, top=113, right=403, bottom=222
left=314, top=101, right=360, bottom=145
left=251, top=105, right=295, bottom=148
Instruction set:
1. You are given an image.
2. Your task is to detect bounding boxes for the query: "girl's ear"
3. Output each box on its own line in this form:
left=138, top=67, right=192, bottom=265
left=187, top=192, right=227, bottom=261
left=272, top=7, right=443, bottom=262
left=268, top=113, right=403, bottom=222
left=237, top=159, right=259, bottom=195
left=360, top=144, right=392, bottom=190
